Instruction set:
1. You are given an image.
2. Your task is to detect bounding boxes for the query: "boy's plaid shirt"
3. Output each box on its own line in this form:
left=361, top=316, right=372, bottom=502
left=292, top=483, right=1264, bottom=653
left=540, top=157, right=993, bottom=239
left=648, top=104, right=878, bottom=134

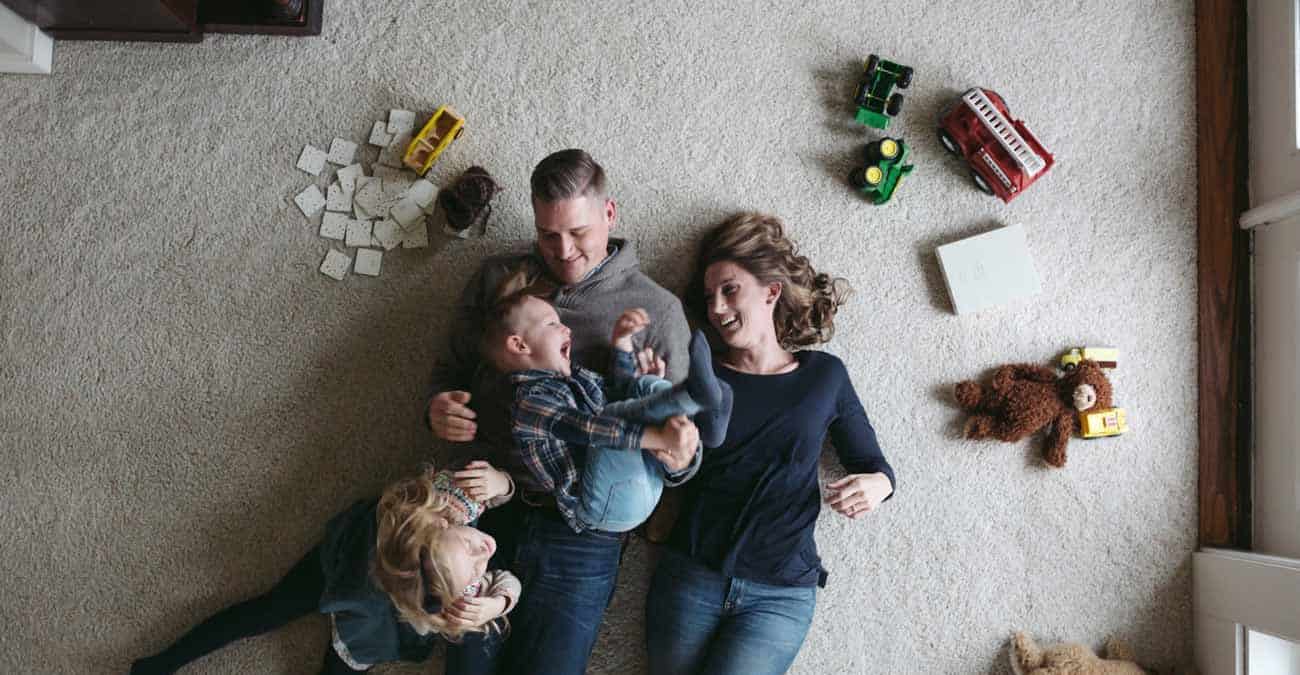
left=509, top=360, right=646, bottom=532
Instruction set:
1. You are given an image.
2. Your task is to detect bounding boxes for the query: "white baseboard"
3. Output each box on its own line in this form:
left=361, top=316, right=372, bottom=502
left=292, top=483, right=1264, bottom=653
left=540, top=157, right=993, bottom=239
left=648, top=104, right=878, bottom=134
left=0, top=3, right=52, bottom=75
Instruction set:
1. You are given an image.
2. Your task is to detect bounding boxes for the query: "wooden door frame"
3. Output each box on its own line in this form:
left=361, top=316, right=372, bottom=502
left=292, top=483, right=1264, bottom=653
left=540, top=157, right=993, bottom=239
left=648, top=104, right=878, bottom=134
left=1197, top=0, right=1253, bottom=549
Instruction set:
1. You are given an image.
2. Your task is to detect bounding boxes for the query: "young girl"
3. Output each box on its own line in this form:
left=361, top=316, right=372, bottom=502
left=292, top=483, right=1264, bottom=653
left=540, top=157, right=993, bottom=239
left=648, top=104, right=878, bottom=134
left=131, top=462, right=519, bottom=675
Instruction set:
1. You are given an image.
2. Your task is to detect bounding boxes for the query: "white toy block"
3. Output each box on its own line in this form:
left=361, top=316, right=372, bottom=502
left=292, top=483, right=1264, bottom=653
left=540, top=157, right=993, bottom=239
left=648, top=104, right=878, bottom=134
left=346, top=219, right=374, bottom=248
left=387, top=109, right=416, bottom=135
left=368, top=121, right=393, bottom=147
left=320, top=249, right=351, bottom=281
left=378, top=132, right=412, bottom=168
left=354, top=248, right=383, bottom=277
left=935, top=224, right=1042, bottom=315
left=327, top=138, right=358, bottom=166
left=336, top=163, right=365, bottom=193
left=326, top=182, right=353, bottom=212
left=372, top=219, right=402, bottom=250
left=402, top=221, right=429, bottom=249
left=406, top=179, right=437, bottom=209
left=353, top=177, right=382, bottom=218
left=296, top=144, right=327, bottom=176
left=391, top=198, right=425, bottom=229
left=371, top=164, right=406, bottom=182
left=320, top=212, right=349, bottom=240
left=293, top=185, right=327, bottom=218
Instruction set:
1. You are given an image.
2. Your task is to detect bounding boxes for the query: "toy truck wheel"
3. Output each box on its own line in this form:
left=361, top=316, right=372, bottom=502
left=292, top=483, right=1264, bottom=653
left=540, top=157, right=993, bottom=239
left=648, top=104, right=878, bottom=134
left=886, top=93, right=904, bottom=116
left=878, top=138, right=900, bottom=160
left=848, top=166, right=868, bottom=188
left=897, top=66, right=913, bottom=89
left=970, top=169, right=995, bottom=196
left=454, top=128, right=464, bottom=140
left=863, top=54, right=879, bottom=79
left=937, top=127, right=961, bottom=156
left=853, top=81, right=870, bottom=107
left=862, top=166, right=884, bottom=186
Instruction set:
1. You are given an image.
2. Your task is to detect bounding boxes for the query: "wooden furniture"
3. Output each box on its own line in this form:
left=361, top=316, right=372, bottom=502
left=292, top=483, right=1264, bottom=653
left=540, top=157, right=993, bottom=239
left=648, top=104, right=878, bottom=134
left=0, top=0, right=321, bottom=42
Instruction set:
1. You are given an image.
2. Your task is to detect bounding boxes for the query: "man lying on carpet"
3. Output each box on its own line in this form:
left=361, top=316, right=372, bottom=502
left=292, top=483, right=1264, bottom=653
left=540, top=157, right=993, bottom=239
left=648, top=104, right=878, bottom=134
left=424, top=148, right=701, bottom=675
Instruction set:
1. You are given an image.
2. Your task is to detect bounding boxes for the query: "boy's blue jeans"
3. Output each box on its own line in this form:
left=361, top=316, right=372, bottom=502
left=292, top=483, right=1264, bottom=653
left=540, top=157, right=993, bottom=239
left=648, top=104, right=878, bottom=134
left=576, top=375, right=700, bottom=532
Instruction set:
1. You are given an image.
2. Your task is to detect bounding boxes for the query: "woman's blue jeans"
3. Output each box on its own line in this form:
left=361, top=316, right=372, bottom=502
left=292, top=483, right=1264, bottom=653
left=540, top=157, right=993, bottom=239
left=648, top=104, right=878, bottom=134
left=645, top=548, right=816, bottom=675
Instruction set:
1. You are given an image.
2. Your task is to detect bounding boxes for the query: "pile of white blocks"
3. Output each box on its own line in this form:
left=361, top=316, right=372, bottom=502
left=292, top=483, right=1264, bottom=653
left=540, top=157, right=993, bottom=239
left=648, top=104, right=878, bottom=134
left=293, top=109, right=440, bottom=281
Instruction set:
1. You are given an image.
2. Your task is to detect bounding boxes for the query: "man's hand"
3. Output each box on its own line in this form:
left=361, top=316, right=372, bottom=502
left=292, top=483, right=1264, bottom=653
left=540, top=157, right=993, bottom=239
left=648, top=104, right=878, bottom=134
left=643, top=416, right=699, bottom=473
left=612, top=308, right=651, bottom=353
left=429, top=391, right=477, bottom=442
left=443, top=595, right=509, bottom=628
left=453, top=460, right=512, bottom=502
left=825, top=473, right=893, bottom=519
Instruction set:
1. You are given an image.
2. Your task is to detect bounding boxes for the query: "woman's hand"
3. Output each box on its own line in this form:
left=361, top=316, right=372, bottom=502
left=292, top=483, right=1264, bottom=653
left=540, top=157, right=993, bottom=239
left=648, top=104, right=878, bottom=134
left=825, top=473, right=892, bottom=519
left=443, top=595, right=509, bottom=628
left=453, top=461, right=512, bottom=502
left=612, top=308, right=651, bottom=353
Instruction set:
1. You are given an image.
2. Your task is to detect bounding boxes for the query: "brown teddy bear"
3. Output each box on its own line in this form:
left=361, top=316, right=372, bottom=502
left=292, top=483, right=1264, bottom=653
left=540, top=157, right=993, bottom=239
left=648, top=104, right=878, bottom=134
left=1010, top=631, right=1147, bottom=674
left=954, top=360, right=1113, bottom=467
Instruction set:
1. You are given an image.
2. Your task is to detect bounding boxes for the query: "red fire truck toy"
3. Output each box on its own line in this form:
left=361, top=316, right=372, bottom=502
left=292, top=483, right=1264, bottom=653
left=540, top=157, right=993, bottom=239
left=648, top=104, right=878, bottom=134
left=937, top=88, right=1054, bottom=203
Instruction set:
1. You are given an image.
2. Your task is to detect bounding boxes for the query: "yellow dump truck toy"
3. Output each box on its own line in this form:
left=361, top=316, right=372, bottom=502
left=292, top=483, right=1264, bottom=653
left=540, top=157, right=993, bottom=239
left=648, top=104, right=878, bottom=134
left=1080, top=407, right=1128, bottom=439
left=1060, top=347, right=1119, bottom=371
left=403, top=106, right=465, bottom=176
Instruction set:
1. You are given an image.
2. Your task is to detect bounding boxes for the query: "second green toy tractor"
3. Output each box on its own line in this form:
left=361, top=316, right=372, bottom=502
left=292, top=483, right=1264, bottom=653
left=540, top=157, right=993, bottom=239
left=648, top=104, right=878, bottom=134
left=853, top=54, right=913, bottom=129
left=849, top=137, right=913, bottom=205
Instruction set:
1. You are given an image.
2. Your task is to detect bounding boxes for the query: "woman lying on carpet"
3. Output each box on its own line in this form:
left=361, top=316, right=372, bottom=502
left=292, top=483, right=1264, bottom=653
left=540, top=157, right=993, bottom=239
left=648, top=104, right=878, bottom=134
left=645, top=212, right=897, bottom=675
left=131, top=462, right=518, bottom=675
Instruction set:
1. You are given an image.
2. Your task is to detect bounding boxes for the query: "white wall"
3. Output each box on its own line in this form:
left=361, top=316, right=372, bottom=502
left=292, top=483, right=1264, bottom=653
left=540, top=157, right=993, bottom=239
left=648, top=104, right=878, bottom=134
left=1248, top=0, right=1300, bottom=203
left=0, top=3, right=51, bottom=75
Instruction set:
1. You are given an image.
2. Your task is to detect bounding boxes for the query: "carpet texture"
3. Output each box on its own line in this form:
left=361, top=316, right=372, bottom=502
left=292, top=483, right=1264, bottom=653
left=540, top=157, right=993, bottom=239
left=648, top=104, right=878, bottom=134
left=0, top=1, right=1197, bottom=673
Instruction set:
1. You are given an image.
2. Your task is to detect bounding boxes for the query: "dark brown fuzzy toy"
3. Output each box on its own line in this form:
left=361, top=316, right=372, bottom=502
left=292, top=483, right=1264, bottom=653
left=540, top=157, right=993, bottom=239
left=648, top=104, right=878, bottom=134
left=954, top=360, right=1113, bottom=468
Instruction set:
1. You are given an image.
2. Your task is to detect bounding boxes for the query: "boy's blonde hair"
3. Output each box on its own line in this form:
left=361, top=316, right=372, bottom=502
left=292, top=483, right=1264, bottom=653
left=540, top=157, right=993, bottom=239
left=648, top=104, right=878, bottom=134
left=370, top=466, right=505, bottom=642
left=480, top=266, right=553, bottom=372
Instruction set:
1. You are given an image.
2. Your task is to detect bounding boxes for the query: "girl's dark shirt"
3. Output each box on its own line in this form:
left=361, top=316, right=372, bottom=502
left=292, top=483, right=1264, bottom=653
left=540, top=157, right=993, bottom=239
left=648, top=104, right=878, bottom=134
left=666, top=350, right=895, bottom=588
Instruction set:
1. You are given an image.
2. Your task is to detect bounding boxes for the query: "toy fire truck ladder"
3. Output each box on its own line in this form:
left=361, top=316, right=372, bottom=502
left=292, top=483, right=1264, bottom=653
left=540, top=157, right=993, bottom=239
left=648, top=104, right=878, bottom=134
left=962, top=89, right=1046, bottom=177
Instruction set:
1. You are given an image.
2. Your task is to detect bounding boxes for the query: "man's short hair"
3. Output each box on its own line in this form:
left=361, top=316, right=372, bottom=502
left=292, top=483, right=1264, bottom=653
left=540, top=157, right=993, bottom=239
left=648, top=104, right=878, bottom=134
left=530, top=149, right=607, bottom=203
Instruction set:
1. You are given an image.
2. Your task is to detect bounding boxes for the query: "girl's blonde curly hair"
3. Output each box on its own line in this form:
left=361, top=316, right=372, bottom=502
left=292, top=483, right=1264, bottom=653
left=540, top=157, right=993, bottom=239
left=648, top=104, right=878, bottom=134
left=687, top=212, right=851, bottom=350
left=370, top=466, right=505, bottom=643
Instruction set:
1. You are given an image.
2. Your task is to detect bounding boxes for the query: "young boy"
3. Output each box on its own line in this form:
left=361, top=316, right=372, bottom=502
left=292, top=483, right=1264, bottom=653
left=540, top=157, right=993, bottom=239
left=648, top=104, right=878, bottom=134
left=483, top=291, right=732, bottom=533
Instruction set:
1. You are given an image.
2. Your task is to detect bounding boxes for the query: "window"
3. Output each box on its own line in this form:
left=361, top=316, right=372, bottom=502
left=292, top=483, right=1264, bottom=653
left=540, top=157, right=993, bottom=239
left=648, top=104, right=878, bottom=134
left=1248, top=629, right=1300, bottom=675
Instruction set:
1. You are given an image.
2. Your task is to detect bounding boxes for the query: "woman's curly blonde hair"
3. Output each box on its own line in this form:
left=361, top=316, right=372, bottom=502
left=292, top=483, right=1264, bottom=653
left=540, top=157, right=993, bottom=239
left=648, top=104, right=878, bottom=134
left=687, top=212, right=851, bottom=350
left=370, top=465, right=505, bottom=643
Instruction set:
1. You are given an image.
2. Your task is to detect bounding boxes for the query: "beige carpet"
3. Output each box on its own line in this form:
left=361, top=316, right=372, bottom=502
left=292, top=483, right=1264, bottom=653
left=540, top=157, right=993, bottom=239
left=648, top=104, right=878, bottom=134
left=0, top=1, right=1197, bottom=673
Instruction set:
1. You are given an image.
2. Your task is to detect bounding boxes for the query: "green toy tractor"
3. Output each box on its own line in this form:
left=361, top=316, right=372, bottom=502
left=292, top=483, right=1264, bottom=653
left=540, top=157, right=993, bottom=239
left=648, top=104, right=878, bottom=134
left=853, top=54, right=913, bottom=129
left=849, top=137, right=914, bottom=205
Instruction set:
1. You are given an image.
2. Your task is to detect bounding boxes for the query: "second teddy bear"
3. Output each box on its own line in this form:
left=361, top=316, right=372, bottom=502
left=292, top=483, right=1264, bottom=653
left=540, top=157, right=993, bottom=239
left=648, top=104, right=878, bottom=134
left=1010, top=630, right=1147, bottom=675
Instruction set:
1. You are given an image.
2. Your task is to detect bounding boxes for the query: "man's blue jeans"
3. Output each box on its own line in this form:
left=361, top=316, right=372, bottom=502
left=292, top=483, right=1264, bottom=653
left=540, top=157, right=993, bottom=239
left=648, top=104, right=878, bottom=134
left=496, top=507, right=626, bottom=675
left=645, top=548, right=817, bottom=675
left=578, top=375, right=699, bottom=532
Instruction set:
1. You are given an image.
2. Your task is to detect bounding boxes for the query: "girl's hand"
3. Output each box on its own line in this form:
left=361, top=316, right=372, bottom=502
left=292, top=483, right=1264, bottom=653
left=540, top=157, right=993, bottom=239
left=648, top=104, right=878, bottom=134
left=825, top=473, right=893, bottom=519
left=634, top=346, right=666, bottom=378
left=612, top=308, right=651, bottom=352
left=453, top=461, right=512, bottom=502
left=444, top=595, right=509, bottom=628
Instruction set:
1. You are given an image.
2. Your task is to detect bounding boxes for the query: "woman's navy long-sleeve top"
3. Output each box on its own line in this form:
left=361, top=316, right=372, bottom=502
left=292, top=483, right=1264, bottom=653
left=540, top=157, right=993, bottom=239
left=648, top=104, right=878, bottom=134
left=666, top=350, right=895, bottom=588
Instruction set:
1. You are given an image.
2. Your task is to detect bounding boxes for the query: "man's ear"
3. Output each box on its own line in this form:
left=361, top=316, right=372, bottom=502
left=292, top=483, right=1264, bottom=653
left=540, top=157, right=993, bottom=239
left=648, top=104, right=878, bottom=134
left=506, top=334, right=530, bottom=356
left=603, top=198, right=618, bottom=231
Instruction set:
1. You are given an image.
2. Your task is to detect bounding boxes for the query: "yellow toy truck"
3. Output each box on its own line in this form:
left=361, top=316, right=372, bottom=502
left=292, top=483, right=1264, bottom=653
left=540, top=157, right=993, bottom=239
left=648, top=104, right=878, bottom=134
left=1060, top=347, right=1118, bottom=371
left=1080, top=407, right=1128, bottom=438
left=403, top=106, right=464, bottom=176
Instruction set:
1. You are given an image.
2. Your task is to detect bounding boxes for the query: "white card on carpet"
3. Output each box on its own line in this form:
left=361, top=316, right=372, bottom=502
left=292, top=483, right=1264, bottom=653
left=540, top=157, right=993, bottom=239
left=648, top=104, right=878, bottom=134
left=296, top=144, right=327, bottom=176
left=326, top=182, right=353, bottom=212
left=378, top=132, right=412, bottom=168
left=320, top=249, right=351, bottom=281
left=387, top=109, right=416, bottom=135
left=372, top=219, right=402, bottom=250
left=293, top=185, right=326, bottom=218
left=406, top=179, right=437, bottom=209
left=402, top=222, right=429, bottom=249
left=390, top=198, right=424, bottom=229
left=336, top=163, right=365, bottom=193
left=346, top=219, right=374, bottom=248
left=327, top=138, right=358, bottom=165
left=354, top=248, right=383, bottom=277
left=368, top=121, right=393, bottom=147
left=935, top=224, right=1042, bottom=315
left=320, top=212, right=349, bottom=240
